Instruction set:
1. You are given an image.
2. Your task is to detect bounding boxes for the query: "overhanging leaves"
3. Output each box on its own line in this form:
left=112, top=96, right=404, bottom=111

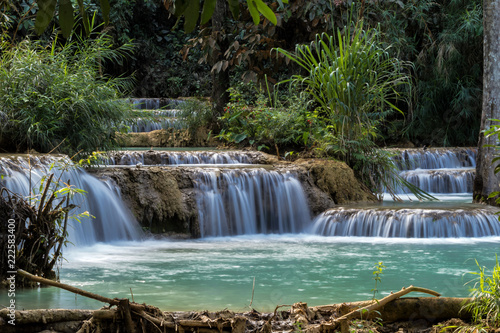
left=58, top=0, right=74, bottom=38
left=35, top=0, right=57, bottom=35
left=183, top=0, right=200, bottom=33
left=201, top=0, right=216, bottom=24
left=99, top=0, right=111, bottom=25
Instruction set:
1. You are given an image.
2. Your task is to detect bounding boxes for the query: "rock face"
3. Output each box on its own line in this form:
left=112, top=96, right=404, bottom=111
left=295, top=159, right=377, bottom=204
left=90, top=157, right=375, bottom=237
left=92, top=167, right=200, bottom=237
left=117, top=127, right=219, bottom=147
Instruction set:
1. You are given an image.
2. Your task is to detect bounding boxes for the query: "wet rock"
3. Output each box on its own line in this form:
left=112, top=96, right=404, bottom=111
left=294, top=159, right=377, bottom=205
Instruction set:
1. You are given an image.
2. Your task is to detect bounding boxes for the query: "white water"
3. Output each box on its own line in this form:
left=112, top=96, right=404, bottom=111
left=125, top=98, right=185, bottom=132
left=195, top=169, right=311, bottom=237
left=311, top=206, right=500, bottom=237
left=393, top=148, right=476, bottom=170
left=0, top=155, right=142, bottom=246
left=106, top=151, right=252, bottom=165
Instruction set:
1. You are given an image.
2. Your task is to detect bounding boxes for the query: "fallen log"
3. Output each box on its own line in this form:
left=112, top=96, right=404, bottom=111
left=335, top=285, right=441, bottom=323
left=0, top=308, right=93, bottom=325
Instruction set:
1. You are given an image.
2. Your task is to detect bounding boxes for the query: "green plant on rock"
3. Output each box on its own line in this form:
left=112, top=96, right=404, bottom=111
left=178, top=98, right=214, bottom=137
left=217, top=82, right=319, bottom=154
left=276, top=21, right=411, bottom=161
left=0, top=27, right=134, bottom=157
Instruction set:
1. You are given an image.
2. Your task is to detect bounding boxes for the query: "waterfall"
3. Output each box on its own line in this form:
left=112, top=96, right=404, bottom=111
left=311, top=207, right=500, bottom=238
left=123, top=98, right=186, bottom=132
left=397, top=168, right=474, bottom=194
left=106, top=151, right=252, bottom=165
left=389, top=148, right=477, bottom=195
left=0, top=155, right=142, bottom=246
left=392, top=148, right=476, bottom=170
left=195, top=169, right=311, bottom=237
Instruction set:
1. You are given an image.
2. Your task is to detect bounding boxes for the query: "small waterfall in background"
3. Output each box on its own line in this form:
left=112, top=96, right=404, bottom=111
left=123, top=98, right=185, bottom=132
left=0, top=155, right=142, bottom=246
left=391, top=148, right=476, bottom=196
left=195, top=169, right=311, bottom=237
left=105, top=151, right=252, bottom=165
left=311, top=207, right=500, bottom=238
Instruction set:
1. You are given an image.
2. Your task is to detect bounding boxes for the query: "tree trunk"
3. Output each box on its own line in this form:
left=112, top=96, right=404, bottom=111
left=473, top=0, right=500, bottom=204
left=210, top=0, right=230, bottom=123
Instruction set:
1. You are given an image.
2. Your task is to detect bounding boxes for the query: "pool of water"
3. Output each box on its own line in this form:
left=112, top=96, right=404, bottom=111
left=5, top=235, right=499, bottom=312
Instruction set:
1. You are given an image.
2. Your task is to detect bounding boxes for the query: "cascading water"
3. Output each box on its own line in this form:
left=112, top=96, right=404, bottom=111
left=393, top=148, right=476, bottom=170
left=0, top=155, right=142, bottom=245
left=123, top=98, right=185, bottom=132
left=397, top=168, right=474, bottom=193
left=311, top=207, right=500, bottom=238
left=195, top=169, right=311, bottom=237
left=392, top=148, right=476, bottom=195
left=105, top=150, right=252, bottom=166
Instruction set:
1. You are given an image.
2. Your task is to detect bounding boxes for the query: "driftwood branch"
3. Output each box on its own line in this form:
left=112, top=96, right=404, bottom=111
left=335, top=285, right=440, bottom=323
left=17, top=269, right=147, bottom=313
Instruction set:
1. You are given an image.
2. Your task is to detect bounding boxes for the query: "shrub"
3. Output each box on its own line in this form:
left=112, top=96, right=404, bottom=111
left=0, top=31, right=133, bottom=156
left=217, top=83, right=319, bottom=154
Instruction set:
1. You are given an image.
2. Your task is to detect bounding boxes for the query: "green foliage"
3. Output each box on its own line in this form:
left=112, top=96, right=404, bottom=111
left=273, top=22, right=426, bottom=197
left=217, top=82, right=318, bottom=153
left=371, top=261, right=385, bottom=300
left=369, top=0, right=483, bottom=146
left=178, top=99, right=214, bottom=136
left=276, top=23, right=411, bottom=155
left=108, top=0, right=210, bottom=97
left=462, top=255, right=500, bottom=328
left=167, top=0, right=287, bottom=33
left=0, top=29, right=134, bottom=156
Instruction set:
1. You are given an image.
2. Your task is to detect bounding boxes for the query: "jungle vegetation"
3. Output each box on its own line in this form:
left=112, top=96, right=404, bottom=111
left=0, top=0, right=483, bottom=192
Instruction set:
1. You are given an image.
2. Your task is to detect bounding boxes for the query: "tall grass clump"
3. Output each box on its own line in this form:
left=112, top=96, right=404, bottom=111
left=0, top=30, right=134, bottom=157
left=274, top=23, right=432, bottom=199
left=462, top=255, right=500, bottom=329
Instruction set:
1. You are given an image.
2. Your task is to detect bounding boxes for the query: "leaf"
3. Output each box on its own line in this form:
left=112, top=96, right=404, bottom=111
left=246, top=0, right=260, bottom=24
left=200, top=0, right=216, bottom=24
left=76, top=0, right=90, bottom=36
left=254, top=0, right=277, bottom=25
left=233, top=133, right=247, bottom=143
left=174, top=0, right=189, bottom=16
left=34, top=0, right=57, bottom=35
left=183, top=0, right=200, bottom=33
left=227, top=0, right=240, bottom=19
left=99, top=0, right=111, bottom=25
left=58, top=0, right=74, bottom=38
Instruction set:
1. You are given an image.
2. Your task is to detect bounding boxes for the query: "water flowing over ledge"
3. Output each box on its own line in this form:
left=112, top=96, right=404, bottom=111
left=0, top=155, right=142, bottom=245
left=390, top=148, right=476, bottom=170
left=195, top=169, right=311, bottom=237
left=311, top=206, right=500, bottom=238
left=104, top=150, right=256, bottom=165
